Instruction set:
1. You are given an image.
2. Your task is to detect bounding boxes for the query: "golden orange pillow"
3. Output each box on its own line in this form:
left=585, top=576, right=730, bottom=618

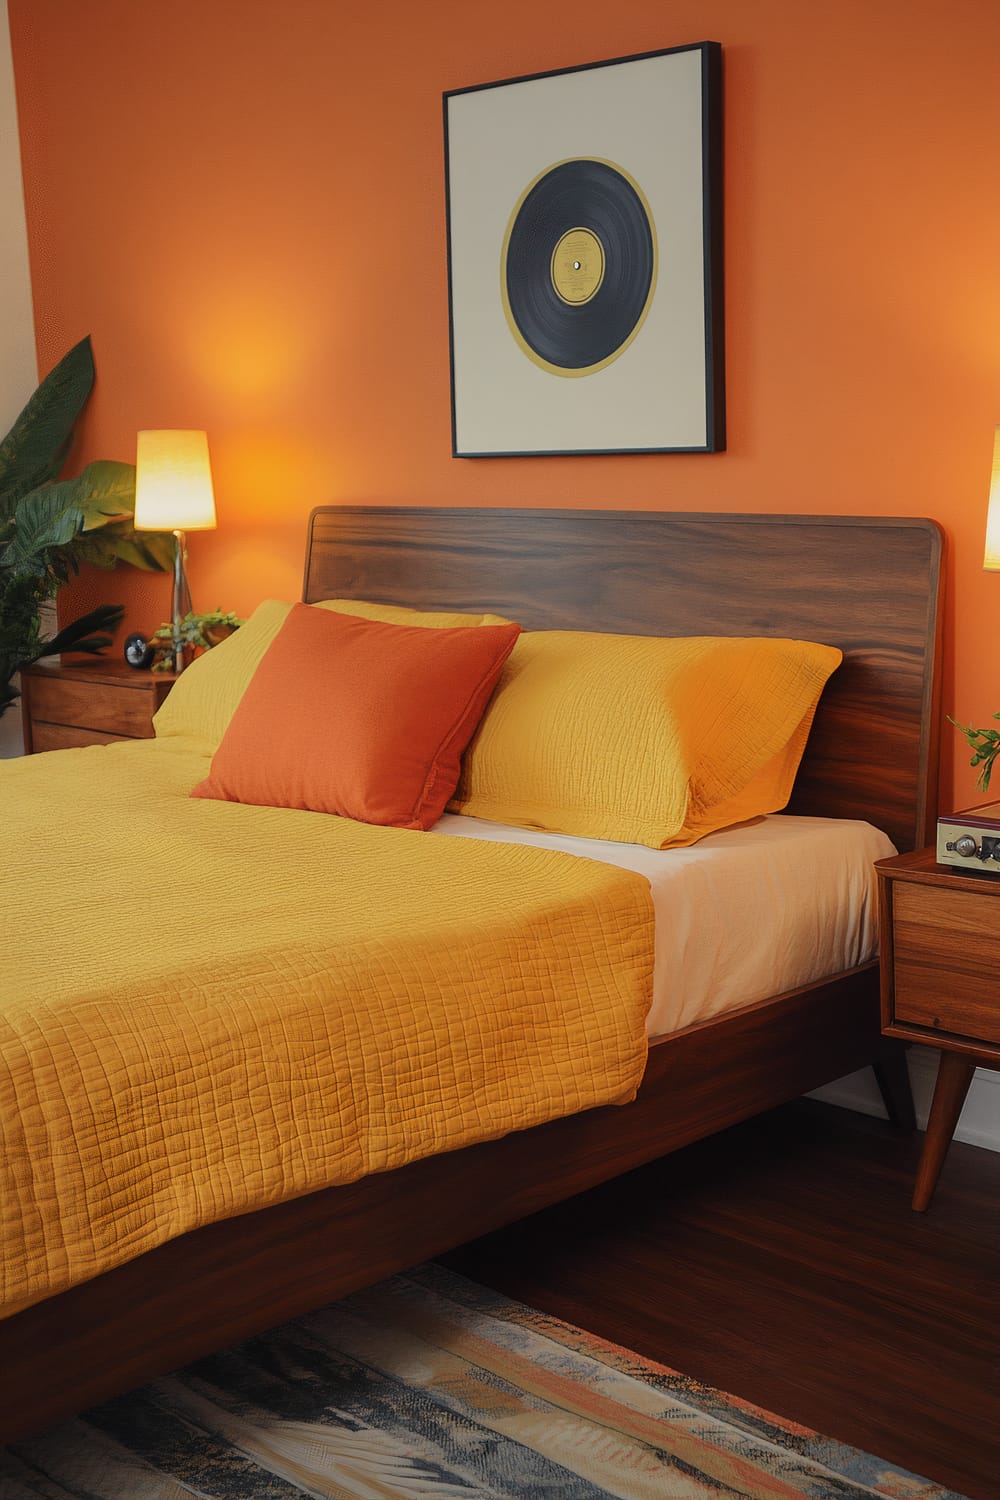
left=191, top=604, right=521, bottom=829
left=449, top=630, right=842, bottom=848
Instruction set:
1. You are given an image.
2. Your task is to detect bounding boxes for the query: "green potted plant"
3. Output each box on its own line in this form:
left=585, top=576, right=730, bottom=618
left=146, top=608, right=243, bottom=670
left=951, top=713, right=1000, bottom=793
left=0, top=336, right=172, bottom=720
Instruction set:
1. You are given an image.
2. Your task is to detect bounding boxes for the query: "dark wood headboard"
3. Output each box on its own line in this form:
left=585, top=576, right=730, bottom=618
left=304, top=508, right=944, bottom=854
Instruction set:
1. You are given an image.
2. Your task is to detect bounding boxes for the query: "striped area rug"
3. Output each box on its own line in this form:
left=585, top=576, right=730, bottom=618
left=1, top=1264, right=968, bottom=1499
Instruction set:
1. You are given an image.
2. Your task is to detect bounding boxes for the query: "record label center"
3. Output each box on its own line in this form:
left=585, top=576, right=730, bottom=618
left=550, top=228, right=605, bottom=305
left=501, top=157, right=658, bottom=378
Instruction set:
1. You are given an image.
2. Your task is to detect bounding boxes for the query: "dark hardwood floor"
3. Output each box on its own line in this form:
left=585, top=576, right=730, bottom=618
left=444, top=1098, right=1000, bottom=1500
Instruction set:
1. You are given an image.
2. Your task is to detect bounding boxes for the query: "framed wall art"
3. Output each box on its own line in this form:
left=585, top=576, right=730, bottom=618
left=443, top=42, right=724, bottom=458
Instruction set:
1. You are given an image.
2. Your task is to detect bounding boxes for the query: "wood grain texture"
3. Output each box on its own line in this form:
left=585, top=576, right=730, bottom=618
left=878, top=850, right=1000, bottom=1061
left=28, top=723, right=130, bottom=751
left=444, top=1098, right=1000, bottom=1500
left=0, top=508, right=942, bottom=1443
left=912, top=1053, right=978, bottom=1210
left=893, top=884, right=1000, bottom=1045
left=878, top=847, right=1000, bottom=1208
left=305, top=508, right=944, bottom=854
left=20, top=660, right=176, bottom=751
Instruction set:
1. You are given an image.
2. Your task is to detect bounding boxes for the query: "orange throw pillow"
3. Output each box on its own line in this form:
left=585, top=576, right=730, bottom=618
left=191, top=604, right=521, bottom=829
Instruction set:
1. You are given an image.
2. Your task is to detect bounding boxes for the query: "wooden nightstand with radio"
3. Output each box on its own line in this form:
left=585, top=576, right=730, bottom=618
left=20, top=659, right=178, bottom=753
left=876, top=844, right=1000, bottom=1210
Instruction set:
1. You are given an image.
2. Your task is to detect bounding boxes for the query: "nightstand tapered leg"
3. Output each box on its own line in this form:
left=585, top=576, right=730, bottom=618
left=912, top=1052, right=976, bottom=1212
left=872, top=1045, right=916, bottom=1132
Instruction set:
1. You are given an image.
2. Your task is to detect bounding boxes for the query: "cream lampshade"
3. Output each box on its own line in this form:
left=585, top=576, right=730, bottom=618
left=134, top=430, right=217, bottom=672
left=982, top=425, right=1000, bottom=572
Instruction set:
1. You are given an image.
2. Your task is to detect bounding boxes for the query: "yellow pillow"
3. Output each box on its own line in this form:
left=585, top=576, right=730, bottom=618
left=448, top=631, right=842, bottom=848
left=153, top=598, right=512, bottom=749
left=320, top=599, right=511, bottom=630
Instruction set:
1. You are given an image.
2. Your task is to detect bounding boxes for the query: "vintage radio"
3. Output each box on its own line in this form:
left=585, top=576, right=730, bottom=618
left=936, top=800, right=1000, bottom=870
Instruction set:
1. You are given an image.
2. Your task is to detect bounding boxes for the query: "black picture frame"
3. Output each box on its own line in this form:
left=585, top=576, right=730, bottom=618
left=443, top=42, right=724, bottom=458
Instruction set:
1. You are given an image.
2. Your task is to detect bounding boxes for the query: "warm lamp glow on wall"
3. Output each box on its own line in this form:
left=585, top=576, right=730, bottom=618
left=134, top=430, right=216, bottom=673
left=982, top=424, right=1000, bottom=571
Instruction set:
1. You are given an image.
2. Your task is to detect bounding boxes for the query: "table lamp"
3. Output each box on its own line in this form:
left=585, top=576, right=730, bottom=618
left=982, top=424, right=1000, bottom=571
left=134, top=430, right=217, bottom=672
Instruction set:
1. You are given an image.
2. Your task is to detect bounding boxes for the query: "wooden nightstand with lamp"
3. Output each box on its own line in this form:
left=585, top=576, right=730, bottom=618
left=21, top=429, right=217, bottom=755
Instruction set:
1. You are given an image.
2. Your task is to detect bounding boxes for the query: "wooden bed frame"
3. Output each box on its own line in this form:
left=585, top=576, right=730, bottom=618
left=0, top=507, right=943, bottom=1444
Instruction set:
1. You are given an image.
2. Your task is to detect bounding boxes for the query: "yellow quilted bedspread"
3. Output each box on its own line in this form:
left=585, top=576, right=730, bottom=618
left=1, top=737, right=653, bottom=1320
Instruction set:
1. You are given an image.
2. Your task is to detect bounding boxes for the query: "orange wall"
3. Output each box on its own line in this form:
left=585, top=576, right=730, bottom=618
left=8, top=0, right=1000, bottom=811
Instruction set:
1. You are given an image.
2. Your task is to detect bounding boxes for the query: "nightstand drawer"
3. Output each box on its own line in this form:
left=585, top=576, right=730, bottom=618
left=877, top=843, right=1000, bottom=1210
left=30, top=722, right=131, bottom=752
left=891, top=882, right=1000, bottom=1045
left=27, top=674, right=157, bottom=738
left=20, top=660, right=178, bottom=752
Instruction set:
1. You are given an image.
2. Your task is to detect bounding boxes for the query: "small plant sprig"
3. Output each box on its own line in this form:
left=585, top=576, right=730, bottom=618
left=149, top=608, right=243, bottom=670
left=949, top=712, right=1000, bottom=792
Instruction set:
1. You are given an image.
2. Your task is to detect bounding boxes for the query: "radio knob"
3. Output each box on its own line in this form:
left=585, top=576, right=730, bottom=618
left=948, top=835, right=979, bottom=858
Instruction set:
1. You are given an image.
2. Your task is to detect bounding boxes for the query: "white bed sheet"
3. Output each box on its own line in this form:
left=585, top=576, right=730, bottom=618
left=432, top=813, right=895, bottom=1039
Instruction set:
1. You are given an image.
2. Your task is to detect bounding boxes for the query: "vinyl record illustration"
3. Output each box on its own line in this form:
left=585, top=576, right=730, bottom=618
left=501, top=158, right=657, bottom=377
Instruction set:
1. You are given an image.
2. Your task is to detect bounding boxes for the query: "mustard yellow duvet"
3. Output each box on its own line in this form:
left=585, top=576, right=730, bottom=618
left=1, top=736, right=653, bottom=1320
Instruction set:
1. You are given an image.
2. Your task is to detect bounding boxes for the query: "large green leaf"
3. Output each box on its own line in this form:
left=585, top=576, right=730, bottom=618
left=0, top=336, right=95, bottom=517
left=36, top=459, right=171, bottom=571
left=1, top=488, right=85, bottom=578
left=69, top=516, right=175, bottom=572
left=42, top=458, right=136, bottom=526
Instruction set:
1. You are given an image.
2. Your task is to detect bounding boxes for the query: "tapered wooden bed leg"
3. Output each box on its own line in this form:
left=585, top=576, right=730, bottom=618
left=872, top=1046, right=916, bottom=1132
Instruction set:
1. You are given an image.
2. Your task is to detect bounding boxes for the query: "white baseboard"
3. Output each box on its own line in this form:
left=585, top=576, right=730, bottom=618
left=810, top=1050, right=1000, bottom=1152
